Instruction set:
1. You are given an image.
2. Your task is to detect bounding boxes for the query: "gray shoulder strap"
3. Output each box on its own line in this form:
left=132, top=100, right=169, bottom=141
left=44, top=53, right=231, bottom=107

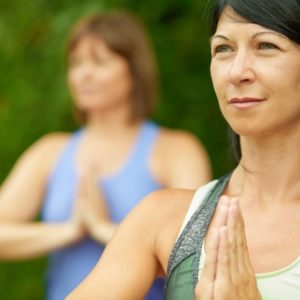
left=165, top=174, right=231, bottom=287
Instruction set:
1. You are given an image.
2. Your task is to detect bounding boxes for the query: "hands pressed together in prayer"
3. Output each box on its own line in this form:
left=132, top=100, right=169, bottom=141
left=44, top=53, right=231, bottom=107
left=195, top=196, right=262, bottom=300
left=71, top=168, right=116, bottom=245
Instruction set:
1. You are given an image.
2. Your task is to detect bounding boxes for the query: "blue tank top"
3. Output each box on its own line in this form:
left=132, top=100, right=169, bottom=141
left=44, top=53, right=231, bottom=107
left=41, top=121, right=165, bottom=300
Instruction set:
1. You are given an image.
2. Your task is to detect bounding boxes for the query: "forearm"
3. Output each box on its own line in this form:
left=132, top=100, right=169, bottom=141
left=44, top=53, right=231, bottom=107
left=0, top=221, right=82, bottom=260
left=89, top=221, right=117, bottom=245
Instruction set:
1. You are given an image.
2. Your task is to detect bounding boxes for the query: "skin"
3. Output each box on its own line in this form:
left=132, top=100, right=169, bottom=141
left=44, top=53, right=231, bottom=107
left=67, top=6, right=300, bottom=300
left=68, top=36, right=133, bottom=116
left=195, top=197, right=262, bottom=300
left=0, top=34, right=211, bottom=260
left=197, top=7, right=300, bottom=299
left=210, top=8, right=300, bottom=138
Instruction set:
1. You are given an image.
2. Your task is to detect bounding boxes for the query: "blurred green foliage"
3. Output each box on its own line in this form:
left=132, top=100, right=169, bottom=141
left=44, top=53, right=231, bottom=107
left=0, top=0, right=235, bottom=298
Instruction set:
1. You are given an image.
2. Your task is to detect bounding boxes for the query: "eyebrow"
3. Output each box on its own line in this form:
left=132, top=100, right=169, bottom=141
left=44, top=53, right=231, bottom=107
left=252, top=31, right=288, bottom=40
left=209, top=34, right=228, bottom=43
left=210, top=31, right=288, bottom=43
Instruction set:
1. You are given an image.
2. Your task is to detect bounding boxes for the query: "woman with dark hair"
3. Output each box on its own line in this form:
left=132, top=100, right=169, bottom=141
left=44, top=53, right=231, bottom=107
left=0, top=11, right=211, bottom=300
left=67, top=0, right=300, bottom=299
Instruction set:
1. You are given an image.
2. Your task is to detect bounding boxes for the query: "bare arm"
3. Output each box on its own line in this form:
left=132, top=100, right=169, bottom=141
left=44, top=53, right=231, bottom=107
left=67, top=192, right=163, bottom=300
left=0, top=222, right=82, bottom=260
left=67, top=188, right=192, bottom=299
left=0, top=133, right=84, bottom=260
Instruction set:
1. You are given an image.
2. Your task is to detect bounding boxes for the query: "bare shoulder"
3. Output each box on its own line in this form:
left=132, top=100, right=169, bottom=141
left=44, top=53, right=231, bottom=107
left=19, top=132, right=72, bottom=173
left=37, top=132, right=72, bottom=169
left=151, top=127, right=211, bottom=188
left=132, top=188, right=197, bottom=272
left=145, top=188, right=196, bottom=238
left=142, top=188, right=195, bottom=217
left=0, top=132, right=73, bottom=221
left=155, top=127, right=210, bottom=164
left=123, top=188, right=195, bottom=229
left=157, top=127, right=204, bottom=149
left=34, top=132, right=71, bottom=150
left=30, top=132, right=70, bottom=153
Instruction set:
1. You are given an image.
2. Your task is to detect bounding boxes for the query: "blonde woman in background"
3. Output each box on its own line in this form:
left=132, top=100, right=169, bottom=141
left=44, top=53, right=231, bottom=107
left=0, top=11, right=211, bottom=300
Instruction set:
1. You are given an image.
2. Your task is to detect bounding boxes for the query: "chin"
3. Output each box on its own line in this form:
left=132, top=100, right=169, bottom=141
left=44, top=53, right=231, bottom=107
left=231, top=125, right=280, bottom=140
left=229, top=122, right=262, bottom=138
left=75, top=99, right=109, bottom=110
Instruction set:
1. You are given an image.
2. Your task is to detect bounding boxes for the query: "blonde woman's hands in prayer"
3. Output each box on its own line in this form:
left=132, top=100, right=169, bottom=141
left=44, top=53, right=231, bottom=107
left=77, top=169, right=117, bottom=244
left=69, top=181, right=87, bottom=243
left=195, top=197, right=262, bottom=300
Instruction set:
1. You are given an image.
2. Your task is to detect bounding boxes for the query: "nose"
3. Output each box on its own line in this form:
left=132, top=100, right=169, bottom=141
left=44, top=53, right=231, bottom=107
left=76, top=61, right=94, bottom=82
left=80, top=62, right=93, bottom=78
left=228, top=49, right=255, bottom=85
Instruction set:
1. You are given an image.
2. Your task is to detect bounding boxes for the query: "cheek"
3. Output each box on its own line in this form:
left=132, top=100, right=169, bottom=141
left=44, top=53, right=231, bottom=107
left=291, top=69, right=300, bottom=94
left=110, top=67, right=133, bottom=90
left=210, top=63, right=226, bottom=99
left=264, top=56, right=300, bottom=91
left=115, top=64, right=131, bottom=81
left=67, top=70, right=79, bottom=89
left=94, top=66, right=124, bottom=84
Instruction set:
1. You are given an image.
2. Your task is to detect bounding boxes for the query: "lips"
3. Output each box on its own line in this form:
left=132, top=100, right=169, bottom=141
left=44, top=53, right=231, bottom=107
left=229, top=97, right=266, bottom=104
left=228, top=97, right=266, bottom=109
left=78, top=89, right=98, bottom=94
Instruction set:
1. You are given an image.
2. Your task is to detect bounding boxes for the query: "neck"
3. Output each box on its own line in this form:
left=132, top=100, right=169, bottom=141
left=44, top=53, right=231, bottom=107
left=229, top=127, right=300, bottom=206
left=84, top=104, right=141, bottom=139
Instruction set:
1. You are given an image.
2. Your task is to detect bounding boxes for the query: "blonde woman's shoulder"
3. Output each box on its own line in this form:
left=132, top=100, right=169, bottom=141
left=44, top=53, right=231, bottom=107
left=23, top=131, right=72, bottom=174
left=152, top=127, right=212, bottom=188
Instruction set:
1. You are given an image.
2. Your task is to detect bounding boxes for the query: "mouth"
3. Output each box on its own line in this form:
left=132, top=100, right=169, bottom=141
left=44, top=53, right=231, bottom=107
left=78, top=89, right=98, bottom=95
left=228, top=97, right=266, bottom=109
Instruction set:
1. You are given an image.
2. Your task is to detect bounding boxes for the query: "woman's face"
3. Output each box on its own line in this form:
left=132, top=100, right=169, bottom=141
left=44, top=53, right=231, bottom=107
left=68, top=35, right=133, bottom=115
left=210, top=7, right=300, bottom=137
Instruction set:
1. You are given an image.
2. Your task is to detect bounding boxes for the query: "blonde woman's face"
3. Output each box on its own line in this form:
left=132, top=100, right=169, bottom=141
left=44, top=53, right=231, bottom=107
left=210, top=8, right=300, bottom=138
left=68, top=36, right=133, bottom=115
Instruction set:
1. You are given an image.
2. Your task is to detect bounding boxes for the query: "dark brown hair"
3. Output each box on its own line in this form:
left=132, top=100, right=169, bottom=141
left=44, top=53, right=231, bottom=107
left=209, top=0, right=300, bottom=161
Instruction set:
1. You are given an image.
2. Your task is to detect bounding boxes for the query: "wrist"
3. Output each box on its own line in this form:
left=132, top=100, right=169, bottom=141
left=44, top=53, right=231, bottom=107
left=88, top=219, right=116, bottom=244
left=63, top=221, right=85, bottom=244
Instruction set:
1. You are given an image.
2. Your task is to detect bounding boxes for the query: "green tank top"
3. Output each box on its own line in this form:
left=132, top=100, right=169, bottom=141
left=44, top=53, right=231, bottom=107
left=164, top=175, right=230, bottom=300
left=164, top=174, right=300, bottom=299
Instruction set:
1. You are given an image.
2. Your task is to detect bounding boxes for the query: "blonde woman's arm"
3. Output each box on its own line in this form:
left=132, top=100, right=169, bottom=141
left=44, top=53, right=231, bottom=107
left=0, top=133, right=84, bottom=260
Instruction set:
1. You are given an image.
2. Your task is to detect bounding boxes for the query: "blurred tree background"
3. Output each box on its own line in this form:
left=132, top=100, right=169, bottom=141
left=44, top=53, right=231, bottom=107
left=0, top=0, right=235, bottom=298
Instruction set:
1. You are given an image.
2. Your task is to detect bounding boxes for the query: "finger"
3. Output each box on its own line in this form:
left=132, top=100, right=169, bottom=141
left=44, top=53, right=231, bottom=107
left=214, top=226, right=233, bottom=299
left=75, top=176, right=87, bottom=210
left=195, top=281, right=213, bottom=300
left=216, top=226, right=231, bottom=281
left=83, top=171, right=100, bottom=205
left=234, top=201, right=261, bottom=298
left=227, top=198, right=240, bottom=283
left=73, top=184, right=86, bottom=222
left=76, top=193, right=86, bottom=213
left=196, top=228, right=219, bottom=300
left=82, top=174, right=109, bottom=220
left=235, top=201, right=253, bottom=274
left=76, top=175, right=85, bottom=198
left=202, top=228, right=219, bottom=280
left=213, top=196, right=230, bottom=230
